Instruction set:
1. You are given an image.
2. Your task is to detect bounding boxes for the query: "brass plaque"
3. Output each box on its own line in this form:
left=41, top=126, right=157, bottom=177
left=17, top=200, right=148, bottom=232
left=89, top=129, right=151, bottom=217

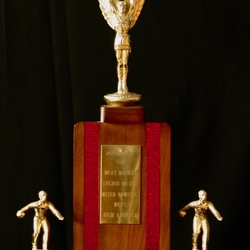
left=100, top=145, right=141, bottom=224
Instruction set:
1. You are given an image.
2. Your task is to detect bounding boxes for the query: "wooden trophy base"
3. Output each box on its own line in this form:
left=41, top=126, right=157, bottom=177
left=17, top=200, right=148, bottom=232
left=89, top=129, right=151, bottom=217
left=100, top=105, right=144, bottom=123
left=73, top=105, right=171, bottom=250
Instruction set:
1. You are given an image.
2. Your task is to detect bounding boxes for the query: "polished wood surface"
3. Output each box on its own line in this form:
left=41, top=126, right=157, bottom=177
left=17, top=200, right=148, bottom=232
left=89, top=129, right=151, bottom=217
left=100, top=105, right=144, bottom=122
left=73, top=108, right=170, bottom=249
left=160, top=123, right=171, bottom=250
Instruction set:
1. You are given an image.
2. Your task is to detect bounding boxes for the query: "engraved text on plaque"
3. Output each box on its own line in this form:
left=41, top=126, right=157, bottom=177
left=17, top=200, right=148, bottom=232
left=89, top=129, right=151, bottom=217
left=100, top=145, right=141, bottom=224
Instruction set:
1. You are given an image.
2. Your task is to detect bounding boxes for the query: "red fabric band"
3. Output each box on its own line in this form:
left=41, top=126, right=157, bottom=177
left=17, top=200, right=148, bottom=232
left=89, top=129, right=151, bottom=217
left=84, top=123, right=99, bottom=250
left=146, top=123, right=161, bottom=250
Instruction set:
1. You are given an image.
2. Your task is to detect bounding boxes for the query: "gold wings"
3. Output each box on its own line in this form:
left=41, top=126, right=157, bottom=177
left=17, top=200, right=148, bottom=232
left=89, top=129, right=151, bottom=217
left=98, top=0, right=145, bottom=30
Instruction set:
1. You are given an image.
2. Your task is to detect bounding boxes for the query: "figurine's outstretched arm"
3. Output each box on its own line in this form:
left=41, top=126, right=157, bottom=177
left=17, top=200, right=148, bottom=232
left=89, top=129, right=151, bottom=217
left=128, top=0, right=145, bottom=28
left=16, top=202, right=36, bottom=218
left=178, top=201, right=197, bottom=217
left=108, top=0, right=115, bottom=12
left=98, top=0, right=117, bottom=29
left=208, top=202, right=223, bottom=221
left=48, top=203, right=64, bottom=220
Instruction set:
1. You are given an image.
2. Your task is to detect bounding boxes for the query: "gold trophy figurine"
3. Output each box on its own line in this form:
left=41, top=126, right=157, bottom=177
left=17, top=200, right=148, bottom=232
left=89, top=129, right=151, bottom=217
left=179, top=190, right=223, bottom=250
left=98, top=0, right=145, bottom=106
left=16, top=190, right=64, bottom=250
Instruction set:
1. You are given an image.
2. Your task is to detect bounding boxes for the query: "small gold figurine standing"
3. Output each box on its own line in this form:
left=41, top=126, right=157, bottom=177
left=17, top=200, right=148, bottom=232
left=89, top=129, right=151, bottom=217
left=16, top=190, right=64, bottom=250
left=179, top=190, right=223, bottom=250
left=98, top=0, right=145, bottom=106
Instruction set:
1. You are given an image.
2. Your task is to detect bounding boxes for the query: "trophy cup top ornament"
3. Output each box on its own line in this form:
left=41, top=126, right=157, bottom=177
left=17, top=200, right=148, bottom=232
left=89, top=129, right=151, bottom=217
left=98, top=0, right=145, bottom=107
left=178, top=190, right=223, bottom=250
left=16, top=190, right=64, bottom=250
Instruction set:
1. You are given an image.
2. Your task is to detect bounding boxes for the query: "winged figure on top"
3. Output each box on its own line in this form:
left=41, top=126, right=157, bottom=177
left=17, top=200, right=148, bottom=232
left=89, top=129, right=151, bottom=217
left=98, top=0, right=145, bottom=94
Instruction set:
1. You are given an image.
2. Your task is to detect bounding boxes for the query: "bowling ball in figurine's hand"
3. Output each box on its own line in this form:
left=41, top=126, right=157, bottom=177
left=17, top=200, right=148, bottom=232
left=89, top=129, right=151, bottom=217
left=16, top=210, right=25, bottom=218
left=178, top=210, right=186, bottom=217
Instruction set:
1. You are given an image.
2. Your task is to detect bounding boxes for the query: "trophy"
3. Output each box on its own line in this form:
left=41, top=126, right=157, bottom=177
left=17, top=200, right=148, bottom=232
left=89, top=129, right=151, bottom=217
left=73, top=1, right=171, bottom=249
left=98, top=0, right=144, bottom=107
left=179, top=190, right=223, bottom=250
left=16, top=190, right=64, bottom=250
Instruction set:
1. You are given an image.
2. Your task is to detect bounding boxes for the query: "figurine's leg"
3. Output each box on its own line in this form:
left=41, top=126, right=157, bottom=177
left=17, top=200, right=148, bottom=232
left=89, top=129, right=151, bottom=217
left=122, top=66, right=128, bottom=93
left=42, top=220, right=50, bottom=250
left=117, top=66, right=123, bottom=94
left=32, top=244, right=37, bottom=250
left=116, top=50, right=123, bottom=94
left=122, top=50, right=129, bottom=93
left=32, top=217, right=42, bottom=250
left=201, top=220, right=210, bottom=250
left=192, top=217, right=201, bottom=250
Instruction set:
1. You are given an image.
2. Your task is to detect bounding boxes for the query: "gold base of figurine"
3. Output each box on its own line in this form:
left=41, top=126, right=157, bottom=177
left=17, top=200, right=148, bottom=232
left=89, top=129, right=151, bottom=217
left=104, top=92, right=141, bottom=107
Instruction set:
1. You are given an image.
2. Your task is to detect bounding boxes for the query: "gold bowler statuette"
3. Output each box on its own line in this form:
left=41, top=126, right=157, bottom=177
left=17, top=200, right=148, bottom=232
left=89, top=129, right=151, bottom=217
left=16, top=190, right=64, bottom=250
left=178, top=190, right=223, bottom=250
left=98, top=0, right=145, bottom=106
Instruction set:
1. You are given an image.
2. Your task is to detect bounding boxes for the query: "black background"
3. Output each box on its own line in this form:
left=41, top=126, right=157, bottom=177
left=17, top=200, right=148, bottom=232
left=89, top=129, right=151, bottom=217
left=1, top=0, right=249, bottom=249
